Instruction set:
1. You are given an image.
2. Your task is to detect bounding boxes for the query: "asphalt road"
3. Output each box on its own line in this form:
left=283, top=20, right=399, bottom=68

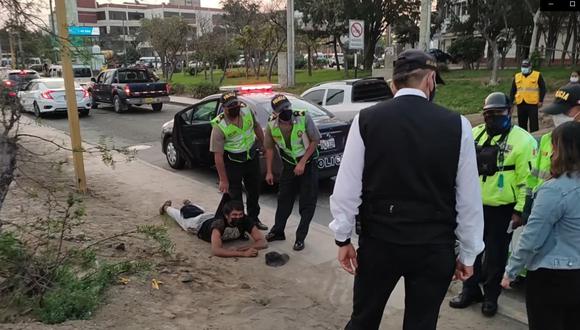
left=23, top=102, right=336, bottom=229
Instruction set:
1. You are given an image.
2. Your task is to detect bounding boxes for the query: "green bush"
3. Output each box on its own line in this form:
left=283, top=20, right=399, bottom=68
left=295, top=57, right=307, bottom=70
left=530, top=50, right=544, bottom=69
left=448, top=37, right=486, bottom=69
left=170, top=83, right=187, bottom=95
left=191, top=81, right=220, bottom=99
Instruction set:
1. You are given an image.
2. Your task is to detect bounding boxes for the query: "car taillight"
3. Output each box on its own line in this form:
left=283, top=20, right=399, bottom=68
left=124, top=84, right=131, bottom=95
left=166, top=84, right=171, bottom=94
left=7, top=91, right=16, bottom=97
left=3, top=80, right=13, bottom=87
left=83, top=89, right=90, bottom=98
left=41, top=90, right=54, bottom=100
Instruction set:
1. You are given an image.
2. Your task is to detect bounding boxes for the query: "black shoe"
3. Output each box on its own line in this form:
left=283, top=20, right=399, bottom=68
left=481, top=301, right=498, bottom=317
left=449, top=292, right=483, bottom=309
left=255, top=220, right=268, bottom=231
left=265, top=232, right=286, bottom=242
left=239, top=232, right=250, bottom=241
left=293, top=241, right=305, bottom=251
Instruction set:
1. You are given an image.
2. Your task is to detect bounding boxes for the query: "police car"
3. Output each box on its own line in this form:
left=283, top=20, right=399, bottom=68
left=160, top=85, right=349, bottom=180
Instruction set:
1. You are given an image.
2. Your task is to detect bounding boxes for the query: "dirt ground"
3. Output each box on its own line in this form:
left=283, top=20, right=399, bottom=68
left=0, top=120, right=529, bottom=330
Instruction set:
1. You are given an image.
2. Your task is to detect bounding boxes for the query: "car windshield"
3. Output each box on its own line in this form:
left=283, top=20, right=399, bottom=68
left=9, top=72, right=40, bottom=83
left=257, top=97, right=331, bottom=118
left=73, top=67, right=92, bottom=78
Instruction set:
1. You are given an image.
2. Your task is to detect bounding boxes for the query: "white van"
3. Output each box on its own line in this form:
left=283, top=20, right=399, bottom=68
left=48, top=64, right=94, bottom=88
left=138, top=57, right=161, bottom=69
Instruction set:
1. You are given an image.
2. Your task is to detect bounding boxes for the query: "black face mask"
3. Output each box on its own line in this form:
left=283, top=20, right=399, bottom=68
left=428, top=75, right=437, bottom=102
left=227, top=106, right=241, bottom=117
left=278, top=110, right=292, bottom=122
left=485, top=115, right=511, bottom=136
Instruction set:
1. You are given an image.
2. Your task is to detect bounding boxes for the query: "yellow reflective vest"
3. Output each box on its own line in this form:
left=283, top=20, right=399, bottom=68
left=527, top=132, right=553, bottom=194
left=514, top=71, right=541, bottom=105
left=473, top=124, right=538, bottom=212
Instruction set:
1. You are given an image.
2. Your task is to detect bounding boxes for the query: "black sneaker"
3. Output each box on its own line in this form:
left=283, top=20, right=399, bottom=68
left=265, top=232, right=286, bottom=242
left=481, top=300, right=498, bottom=317
left=255, top=219, right=268, bottom=231
left=293, top=241, right=305, bottom=251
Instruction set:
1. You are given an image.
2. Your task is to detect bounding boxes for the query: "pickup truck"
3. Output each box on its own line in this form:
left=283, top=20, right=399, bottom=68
left=301, top=77, right=393, bottom=122
left=88, top=68, right=169, bottom=112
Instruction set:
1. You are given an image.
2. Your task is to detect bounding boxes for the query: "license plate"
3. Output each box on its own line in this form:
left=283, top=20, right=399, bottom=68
left=317, top=153, right=342, bottom=169
left=319, top=138, right=336, bottom=151
left=145, top=97, right=154, bottom=104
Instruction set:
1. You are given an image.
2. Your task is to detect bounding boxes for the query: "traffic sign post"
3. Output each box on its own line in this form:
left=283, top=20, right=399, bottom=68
left=349, top=20, right=364, bottom=77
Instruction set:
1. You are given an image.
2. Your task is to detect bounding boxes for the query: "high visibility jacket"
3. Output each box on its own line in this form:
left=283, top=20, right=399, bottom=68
left=268, top=109, right=316, bottom=164
left=515, top=71, right=541, bottom=105
left=473, top=124, right=537, bottom=212
left=527, top=132, right=553, bottom=194
left=211, top=107, right=256, bottom=161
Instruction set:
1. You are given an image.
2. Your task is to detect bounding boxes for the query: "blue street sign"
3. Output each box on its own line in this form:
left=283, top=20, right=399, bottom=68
left=68, top=26, right=100, bottom=36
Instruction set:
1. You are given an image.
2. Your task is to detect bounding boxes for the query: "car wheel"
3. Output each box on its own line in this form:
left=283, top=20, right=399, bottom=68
left=113, top=95, right=125, bottom=113
left=152, top=103, right=163, bottom=112
left=33, top=102, right=43, bottom=118
left=90, top=96, right=98, bottom=109
left=79, top=109, right=89, bottom=117
left=164, top=137, right=185, bottom=169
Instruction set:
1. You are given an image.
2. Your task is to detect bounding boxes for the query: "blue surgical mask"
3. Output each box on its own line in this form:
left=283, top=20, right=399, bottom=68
left=521, top=67, right=532, bottom=75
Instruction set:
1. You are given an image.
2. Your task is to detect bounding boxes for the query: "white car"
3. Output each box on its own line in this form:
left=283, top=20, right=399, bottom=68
left=48, top=65, right=94, bottom=88
left=301, top=78, right=393, bottom=122
left=17, top=78, right=92, bottom=117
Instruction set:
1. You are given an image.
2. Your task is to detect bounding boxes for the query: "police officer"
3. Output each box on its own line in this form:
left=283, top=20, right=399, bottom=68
left=509, top=59, right=546, bottom=133
left=264, top=94, right=321, bottom=251
left=329, top=49, right=485, bottom=330
left=450, top=92, right=537, bottom=317
left=210, top=92, right=268, bottom=230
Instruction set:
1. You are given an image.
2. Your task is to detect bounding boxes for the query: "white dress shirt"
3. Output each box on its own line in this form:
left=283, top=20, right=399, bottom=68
left=329, top=88, right=485, bottom=266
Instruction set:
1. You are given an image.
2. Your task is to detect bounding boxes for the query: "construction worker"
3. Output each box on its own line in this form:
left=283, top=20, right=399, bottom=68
left=450, top=92, right=537, bottom=317
left=330, top=49, right=485, bottom=330
left=510, top=59, right=546, bottom=133
left=524, top=84, right=580, bottom=219
left=264, top=94, right=321, bottom=251
left=210, top=92, right=268, bottom=231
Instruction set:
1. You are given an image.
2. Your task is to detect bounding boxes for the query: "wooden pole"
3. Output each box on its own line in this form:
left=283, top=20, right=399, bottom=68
left=55, top=0, right=87, bottom=193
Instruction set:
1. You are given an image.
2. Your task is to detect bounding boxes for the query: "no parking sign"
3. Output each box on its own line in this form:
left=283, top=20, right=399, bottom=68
left=349, top=20, right=364, bottom=50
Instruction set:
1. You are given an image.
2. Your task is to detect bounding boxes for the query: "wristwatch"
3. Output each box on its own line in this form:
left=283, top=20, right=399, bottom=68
left=335, top=238, right=351, bottom=247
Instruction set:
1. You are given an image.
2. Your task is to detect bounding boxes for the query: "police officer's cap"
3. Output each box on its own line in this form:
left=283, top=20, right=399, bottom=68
left=483, top=92, right=511, bottom=111
left=543, top=84, right=580, bottom=115
left=271, top=94, right=292, bottom=113
left=393, top=49, right=445, bottom=85
left=220, top=92, right=240, bottom=108
left=521, top=59, right=531, bottom=68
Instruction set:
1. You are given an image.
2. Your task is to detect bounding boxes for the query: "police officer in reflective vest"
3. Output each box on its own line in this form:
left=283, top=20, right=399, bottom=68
left=330, top=49, right=485, bottom=330
left=524, top=84, right=580, bottom=218
left=210, top=92, right=268, bottom=230
left=510, top=60, right=546, bottom=133
left=450, top=92, right=537, bottom=317
left=264, top=94, right=321, bottom=251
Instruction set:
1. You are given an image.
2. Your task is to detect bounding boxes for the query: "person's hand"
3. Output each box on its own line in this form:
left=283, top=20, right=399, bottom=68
left=218, top=179, right=229, bottom=193
left=453, top=260, right=474, bottom=281
left=265, top=172, right=274, bottom=186
left=338, top=244, right=358, bottom=275
left=294, top=161, right=306, bottom=176
left=511, top=213, right=523, bottom=229
left=241, top=248, right=258, bottom=257
left=501, top=273, right=512, bottom=289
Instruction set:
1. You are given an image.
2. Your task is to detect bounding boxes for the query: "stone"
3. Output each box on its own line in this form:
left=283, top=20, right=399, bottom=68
left=115, top=243, right=126, bottom=251
left=180, top=275, right=194, bottom=283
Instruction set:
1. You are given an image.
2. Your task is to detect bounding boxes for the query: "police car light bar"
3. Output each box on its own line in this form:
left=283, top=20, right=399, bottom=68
left=219, top=84, right=281, bottom=94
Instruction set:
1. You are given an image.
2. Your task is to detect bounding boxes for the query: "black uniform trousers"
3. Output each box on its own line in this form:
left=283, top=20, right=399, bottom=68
left=463, top=204, right=514, bottom=303
left=224, top=155, right=261, bottom=221
left=526, top=268, right=580, bottom=330
left=346, top=236, right=456, bottom=330
left=270, top=159, right=318, bottom=242
left=517, top=102, right=539, bottom=133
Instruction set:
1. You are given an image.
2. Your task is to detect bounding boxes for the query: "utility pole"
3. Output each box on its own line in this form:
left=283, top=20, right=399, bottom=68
left=9, top=32, right=16, bottom=69
left=17, top=34, right=24, bottom=69
left=418, top=0, right=431, bottom=51
left=55, top=0, right=88, bottom=193
left=49, top=0, right=58, bottom=63
left=122, top=15, right=127, bottom=67
left=286, top=0, right=295, bottom=87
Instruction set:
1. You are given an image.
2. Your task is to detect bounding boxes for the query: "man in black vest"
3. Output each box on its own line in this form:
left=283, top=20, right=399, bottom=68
left=329, top=49, right=485, bottom=330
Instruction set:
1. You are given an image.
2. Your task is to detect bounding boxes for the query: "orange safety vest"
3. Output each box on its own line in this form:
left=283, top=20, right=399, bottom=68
left=514, top=71, right=541, bottom=105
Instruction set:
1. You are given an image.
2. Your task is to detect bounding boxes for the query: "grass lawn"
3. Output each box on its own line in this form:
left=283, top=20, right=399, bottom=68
left=171, top=66, right=574, bottom=115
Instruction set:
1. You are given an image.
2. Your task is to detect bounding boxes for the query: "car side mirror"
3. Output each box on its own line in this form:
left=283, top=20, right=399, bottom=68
left=91, top=77, right=96, bottom=82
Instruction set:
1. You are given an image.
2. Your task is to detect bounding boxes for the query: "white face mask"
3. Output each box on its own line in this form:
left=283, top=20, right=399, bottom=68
left=571, top=77, right=579, bottom=83
left=552, top=113, right=574, bottom=127
left=521, top=67, right=532, bottom=75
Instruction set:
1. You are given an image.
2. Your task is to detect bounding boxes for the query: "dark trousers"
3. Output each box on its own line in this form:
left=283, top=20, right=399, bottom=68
left=517, top=103, right=539, bottom=132
left=224, top=156, right=261, bottom=221
left=526, top=268, right=580, bottom=330
left=463, top=204, right=514, bottom=302
left=270, top=160, right=318, bottom=242
left=346, top=236, right=456, bottom=330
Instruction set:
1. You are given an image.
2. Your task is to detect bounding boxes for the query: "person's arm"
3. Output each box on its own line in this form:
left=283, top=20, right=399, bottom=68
left=538, top=73, right=547, bottom=103
left=329, top=115, right=365, bottom=274
left=509, top=79, right=517, bottom=103
left=264, top=126, right=276, bottom=185
left=210, top=127, right=229, bottom=193
left=454, top=117, right=485, bottom=278
left=505, top=185, right=563, bottom=280
left=239, top=226, right=268, bottom=250
left=211, top=229, right=257, bottom=258
left=513, top=135, right=538, bottom=215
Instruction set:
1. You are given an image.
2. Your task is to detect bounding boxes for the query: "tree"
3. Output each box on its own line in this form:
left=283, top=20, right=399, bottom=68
left=393, top=16, right=420, bottom=48
left=139, top=17, right=191, bottom=81
left=343, top=0, right=421, bottom=69
left=448, top=37, right=486, bottom=69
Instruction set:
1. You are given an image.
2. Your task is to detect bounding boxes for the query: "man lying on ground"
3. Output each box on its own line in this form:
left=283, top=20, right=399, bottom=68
left=160, top=195, right=268, bottom=258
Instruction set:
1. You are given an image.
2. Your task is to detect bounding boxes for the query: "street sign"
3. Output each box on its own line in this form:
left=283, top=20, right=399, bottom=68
left=349, top=20, right=364, bottom=50
left=68, top=26, right=100, bottom=36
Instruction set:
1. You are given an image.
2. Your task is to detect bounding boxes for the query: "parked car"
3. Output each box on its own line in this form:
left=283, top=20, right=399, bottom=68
left=88, top=68, right=170, bottom=112
left=161, top=85, right=350, bottom=180
left=301, top=77, right=393, bottom=122
left=17, top=78, right=91, bottom=117
left=1, top=69, right=40, bottom=102
left=329, top=54, right=344, bottom=68
left=428, top=49, right=455, bottom=64
left=48, top=64, right=94, bottom=88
